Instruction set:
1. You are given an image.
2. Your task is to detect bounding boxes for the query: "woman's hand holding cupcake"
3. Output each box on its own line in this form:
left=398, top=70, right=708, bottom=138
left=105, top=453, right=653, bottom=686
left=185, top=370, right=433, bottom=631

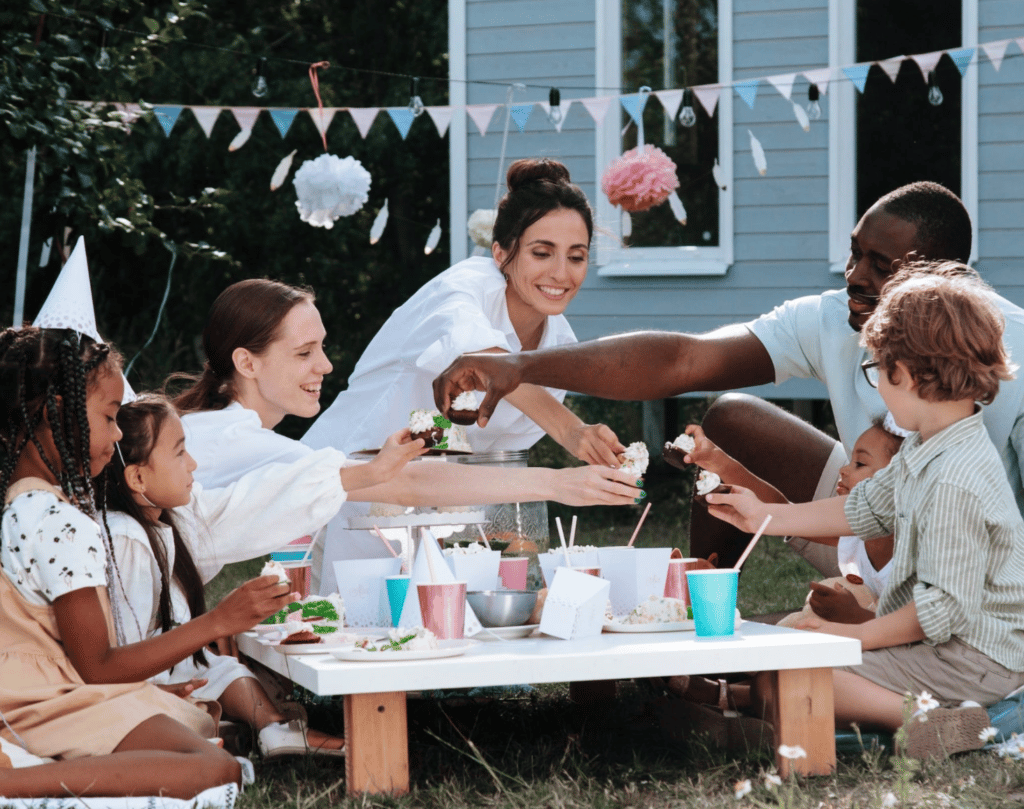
left=562, top=421, right=625, bottom=467
left=341, top=428, right=428, bottom=493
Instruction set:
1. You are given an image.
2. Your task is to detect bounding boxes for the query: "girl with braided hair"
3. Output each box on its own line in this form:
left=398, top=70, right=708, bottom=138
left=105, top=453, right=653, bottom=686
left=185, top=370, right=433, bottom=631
left=100, top=394, right=345, bottom=758
left=0, top=326, right=294, bottom=798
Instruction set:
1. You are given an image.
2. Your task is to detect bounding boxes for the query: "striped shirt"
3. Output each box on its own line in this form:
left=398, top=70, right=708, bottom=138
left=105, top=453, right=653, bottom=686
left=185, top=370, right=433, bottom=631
left=846, top=408, right=1024, bottom=672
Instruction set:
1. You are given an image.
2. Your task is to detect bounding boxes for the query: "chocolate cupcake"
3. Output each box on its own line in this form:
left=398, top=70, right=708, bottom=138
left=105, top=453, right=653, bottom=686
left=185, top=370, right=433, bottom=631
left=409, top=409, right=450, bottom=448
left=662, top=433, right=695, bottom=470
left=447, top=390, right=480, bottom=426
left=693, top=469, right=731, bottom=506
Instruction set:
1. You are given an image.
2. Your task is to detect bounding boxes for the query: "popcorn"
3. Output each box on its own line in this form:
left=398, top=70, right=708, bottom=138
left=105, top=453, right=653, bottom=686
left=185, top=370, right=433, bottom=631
left=443, top=541, right=489, bottom=557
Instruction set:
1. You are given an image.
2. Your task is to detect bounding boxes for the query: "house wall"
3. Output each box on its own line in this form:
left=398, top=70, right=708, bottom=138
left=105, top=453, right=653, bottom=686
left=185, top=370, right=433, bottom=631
left=457, top=0, right=1024, bottom=400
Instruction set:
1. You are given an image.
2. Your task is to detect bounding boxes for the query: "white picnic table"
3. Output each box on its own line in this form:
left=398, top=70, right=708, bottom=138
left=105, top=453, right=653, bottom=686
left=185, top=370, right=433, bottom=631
left=237, top=622, right=861, bottom=794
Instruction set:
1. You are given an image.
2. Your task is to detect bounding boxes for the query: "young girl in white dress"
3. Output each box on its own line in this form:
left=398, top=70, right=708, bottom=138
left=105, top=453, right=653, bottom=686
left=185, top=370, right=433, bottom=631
left=100, top=395, right=347, bottom=758
left=0, top=327, right=294, bottom=799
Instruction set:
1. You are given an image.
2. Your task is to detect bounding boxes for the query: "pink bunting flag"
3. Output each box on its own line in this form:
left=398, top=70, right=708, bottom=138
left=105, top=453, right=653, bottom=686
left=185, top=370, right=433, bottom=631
left=347, top=107, right=378, bottom=139
left=766, top=73, right=795, bottom=101
left=692, top=85, right=721, bottom=117
left=228, top=107, right=261, bottom=150
left=308, top=107, right=338, bottom=138
left=877, top=55, right=905, bottom=83
left=580, top=96, right=612, bottom=125
left=426, top=106, right=453, bottom=137
left=654, top=89, right=683, bottom=119
left=466, top=104, right=499, bottom=136
left=982, top=39, right=1010, bottom=72
left=538, top=99, right=573, bottom=132
left=803, top=68, right=832, bottom=95
left=910, top=50, right=944, bottom=81
left=191, top=106, right=221, bottom=138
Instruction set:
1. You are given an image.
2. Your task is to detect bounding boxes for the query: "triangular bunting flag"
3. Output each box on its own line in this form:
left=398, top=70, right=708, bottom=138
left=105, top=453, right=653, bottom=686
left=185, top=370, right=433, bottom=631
left=387, top=107, right=416, bottom=139
left=190, top=106, right=221, bottom=138
left=733, top=79, right=760, bottom=109
left=426, top=106, right=453, bottom=137
left=619, top=92, right=649, bottom=126
left=1017, top=38, right=1024, bottom=58
left=767, top=73, right=795, bottom=101
left=692, top=85, right=721, bottom=116
left=347, top=107, right=379, bottom=139
left=152, top=105, right=182, bottom=137
left=982, top=39, right=1010, bottom=72
left=230, top=107, right=261, bottom=134
left=508, top=103, right=534, bottom=133
left=877, top=55, right=905, bottom=83
left=538, top=100, right=573, bottom=132
left=580, top=96, right=612, bottom=124
left=947, top=47, right=974, bottom=76
left=803, top=68, right=832, bottom=94
left=113, top=102, right=142, bottom=130
left=911, top=50, right=944, bottom=81
left=308, top=107, right=337, bottom=138
left=466, top=104, right=499, bottom=136
left=654, top=89, right=683, bottom=120
left=842, top=64, right=871, bottom=93
left=269, top=108, right=299, bottom=138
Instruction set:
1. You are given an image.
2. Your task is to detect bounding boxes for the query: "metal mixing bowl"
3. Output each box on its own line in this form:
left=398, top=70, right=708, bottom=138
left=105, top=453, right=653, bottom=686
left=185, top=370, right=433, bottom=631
left=466, top=589, right=538, bottom=627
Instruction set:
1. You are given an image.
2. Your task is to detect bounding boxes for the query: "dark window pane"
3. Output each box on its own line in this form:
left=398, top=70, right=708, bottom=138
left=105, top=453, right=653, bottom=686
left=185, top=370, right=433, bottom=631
left=622, top=0, right=719, bottom=247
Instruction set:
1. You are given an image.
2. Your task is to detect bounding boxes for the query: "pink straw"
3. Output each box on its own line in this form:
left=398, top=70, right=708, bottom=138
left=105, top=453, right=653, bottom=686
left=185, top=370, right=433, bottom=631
left=734, top=515, right=773, bottom=571
left=372, top=525, right=399, bottom=558
left=476, top=525, right=492, bottom=550
left=626, top=502, right=652, bottom=548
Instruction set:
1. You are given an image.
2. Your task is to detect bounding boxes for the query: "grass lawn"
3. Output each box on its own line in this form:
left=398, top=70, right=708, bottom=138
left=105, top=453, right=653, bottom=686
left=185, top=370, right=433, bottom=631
left=203, top=425, right=1024, bottom=807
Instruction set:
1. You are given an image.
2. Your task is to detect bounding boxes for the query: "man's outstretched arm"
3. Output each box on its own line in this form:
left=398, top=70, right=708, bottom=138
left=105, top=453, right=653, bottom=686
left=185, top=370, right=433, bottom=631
left=433, top=325, right=775, bottom=427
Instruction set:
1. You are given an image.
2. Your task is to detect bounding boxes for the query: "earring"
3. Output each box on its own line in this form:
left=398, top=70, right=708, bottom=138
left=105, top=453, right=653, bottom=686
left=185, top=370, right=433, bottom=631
left=502, top=272, right=510, bottom=282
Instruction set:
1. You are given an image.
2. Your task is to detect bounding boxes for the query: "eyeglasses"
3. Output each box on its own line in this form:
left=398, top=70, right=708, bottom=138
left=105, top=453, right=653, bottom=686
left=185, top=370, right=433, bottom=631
left=861, top=359, right=880, bottom=388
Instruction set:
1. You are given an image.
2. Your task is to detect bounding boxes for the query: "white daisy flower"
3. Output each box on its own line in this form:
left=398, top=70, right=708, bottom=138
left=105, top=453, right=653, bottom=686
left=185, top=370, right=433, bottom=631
left=915, top=691, right=940, bottom=713
left=979, top=726, right=999, bottom=743
left=734, top=779, right=752, bottom=799
left=764, top=773, right=782, bottom=789
left=881, top=792, right=898, bottom=807
left=778, top=744, right=807, bottom=760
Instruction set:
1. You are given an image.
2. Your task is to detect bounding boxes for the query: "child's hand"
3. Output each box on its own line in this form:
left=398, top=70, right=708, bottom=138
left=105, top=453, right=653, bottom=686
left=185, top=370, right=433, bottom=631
left=792, top=613, right=862, bottom=640
left=213, top=574, right=298, bottom=636
left=808, top=581, right=875, bottom=624
left=156, top=678, right=209, bottom=699
left=705, top=484, right=770, bottom=533
left=366, top=429, right=428, bottom=485
left=563, top=422, right=625, bottom=467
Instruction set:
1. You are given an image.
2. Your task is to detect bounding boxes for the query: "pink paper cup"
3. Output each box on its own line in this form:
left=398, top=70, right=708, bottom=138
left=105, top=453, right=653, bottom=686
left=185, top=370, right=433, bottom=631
left=283, top=563, right=312, bottom=601
left=498, top=557, right=529, bottom=590
left=664, top=558, right=699, bottom=604
left=574, top=566, right=602, bottom=578
left=417, top=581, right=467, bottom=639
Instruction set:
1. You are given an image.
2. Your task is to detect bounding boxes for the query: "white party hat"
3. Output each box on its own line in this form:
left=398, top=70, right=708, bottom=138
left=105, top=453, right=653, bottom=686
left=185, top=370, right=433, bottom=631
left=33, top=237, right=137, bottom=403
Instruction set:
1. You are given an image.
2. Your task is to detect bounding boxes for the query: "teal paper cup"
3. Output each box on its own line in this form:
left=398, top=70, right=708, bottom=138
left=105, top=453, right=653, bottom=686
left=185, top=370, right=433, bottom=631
left=686, top=569, right=738, bottom=637
left=385, top=575, right=411, bottom=627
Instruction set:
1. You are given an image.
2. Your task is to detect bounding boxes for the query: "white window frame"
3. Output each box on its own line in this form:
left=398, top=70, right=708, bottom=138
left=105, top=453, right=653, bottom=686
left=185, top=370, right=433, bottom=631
left=595, top=0, right=734, bottom=277
left=827, top=0, right=978, bottom=273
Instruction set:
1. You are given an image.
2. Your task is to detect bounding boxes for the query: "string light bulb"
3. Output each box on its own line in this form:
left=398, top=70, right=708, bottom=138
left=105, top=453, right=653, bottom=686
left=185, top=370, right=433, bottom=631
left=408, top=77, right=425, bottom=117
left=678, top=88, right=697, bottom=128
left=547, top=87, right=562, bottom=126
left=95, top=32, right=111, bottom=70
left=927, top=70, right=943, bottom=106
left=251, top=57, right=268, bottom=99
left=806, top=84, right=821, bottom=120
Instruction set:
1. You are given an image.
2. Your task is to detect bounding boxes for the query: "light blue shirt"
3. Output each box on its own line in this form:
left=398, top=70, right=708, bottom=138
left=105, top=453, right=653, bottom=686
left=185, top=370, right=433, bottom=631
left=748, top=287, right=1024, bottom=518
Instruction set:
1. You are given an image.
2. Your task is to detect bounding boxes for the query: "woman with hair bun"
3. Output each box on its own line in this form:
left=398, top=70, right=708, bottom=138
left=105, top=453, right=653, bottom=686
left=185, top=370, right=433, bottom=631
left=302, top=158, right=625, bottom=592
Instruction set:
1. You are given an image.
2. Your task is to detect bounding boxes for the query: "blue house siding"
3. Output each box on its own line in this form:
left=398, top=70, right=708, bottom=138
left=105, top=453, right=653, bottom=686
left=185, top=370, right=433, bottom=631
left=459, top=0, right=1023, bottom=402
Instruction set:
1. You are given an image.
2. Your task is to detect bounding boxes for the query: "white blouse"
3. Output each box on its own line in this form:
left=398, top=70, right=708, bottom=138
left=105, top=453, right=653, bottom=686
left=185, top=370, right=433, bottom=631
left=301, top=256, right=578, bottom=455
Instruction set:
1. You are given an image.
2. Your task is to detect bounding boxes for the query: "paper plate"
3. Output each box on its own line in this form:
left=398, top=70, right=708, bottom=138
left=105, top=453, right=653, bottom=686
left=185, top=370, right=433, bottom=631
left=329, top=639, right=476, bottom=662
left=476, top=624, right=539, bottom=642
left=603, top=620, right=694, bottom=633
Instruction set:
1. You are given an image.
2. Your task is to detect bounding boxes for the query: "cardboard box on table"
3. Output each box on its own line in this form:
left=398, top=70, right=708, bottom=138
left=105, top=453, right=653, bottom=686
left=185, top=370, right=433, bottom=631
left=444, top=549, right=501, bottom=592
left=539, top=567, right=610, bottom=640
left=598, top=547, right=673, bottom=616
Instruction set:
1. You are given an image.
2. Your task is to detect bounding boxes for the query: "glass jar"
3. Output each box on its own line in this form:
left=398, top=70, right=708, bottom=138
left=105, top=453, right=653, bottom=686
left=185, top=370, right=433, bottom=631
left=448, top=449, right=550, bottom=590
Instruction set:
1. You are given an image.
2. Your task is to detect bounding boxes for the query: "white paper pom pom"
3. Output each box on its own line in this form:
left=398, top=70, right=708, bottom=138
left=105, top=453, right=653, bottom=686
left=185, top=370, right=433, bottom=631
left=293, top=153, right=372, bottom=229
left=467, top=208, right=497, bottom=248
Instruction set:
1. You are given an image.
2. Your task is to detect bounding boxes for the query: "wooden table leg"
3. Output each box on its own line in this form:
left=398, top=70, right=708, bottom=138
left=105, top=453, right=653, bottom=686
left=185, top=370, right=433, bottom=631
left=344, top=692, right=409, bottom=796
left=771, top=667, right=836, bottom=776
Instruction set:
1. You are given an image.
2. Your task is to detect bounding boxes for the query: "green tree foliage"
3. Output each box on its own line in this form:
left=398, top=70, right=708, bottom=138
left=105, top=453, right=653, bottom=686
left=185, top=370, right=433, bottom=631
left=1, top=0, right=450, bottom=437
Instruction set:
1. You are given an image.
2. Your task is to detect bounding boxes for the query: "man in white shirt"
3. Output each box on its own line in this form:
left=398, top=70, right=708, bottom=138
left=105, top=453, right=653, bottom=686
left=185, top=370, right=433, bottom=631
left=433, top=182, right=1024, bottom=575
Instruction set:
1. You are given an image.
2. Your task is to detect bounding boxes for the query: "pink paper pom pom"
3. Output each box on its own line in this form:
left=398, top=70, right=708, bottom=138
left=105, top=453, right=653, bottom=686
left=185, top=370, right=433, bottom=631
left=601, top=145, right=680, bottom=212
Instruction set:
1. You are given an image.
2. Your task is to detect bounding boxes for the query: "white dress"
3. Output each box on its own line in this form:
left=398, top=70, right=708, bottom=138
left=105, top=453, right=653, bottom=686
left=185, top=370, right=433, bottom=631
left=105, top=450, right=348, bottom=700
left=299, top=256, right=577, bottom=593
left=836, top=535, right=891, bottom=599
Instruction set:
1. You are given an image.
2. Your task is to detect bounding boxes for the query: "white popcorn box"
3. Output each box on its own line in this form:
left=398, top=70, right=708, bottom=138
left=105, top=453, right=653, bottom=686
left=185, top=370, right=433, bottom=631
left=540, top=567, right=611, bottom=640
left=539, top=549, right=601, bottom=588
left=333, top=558, right=402, bottom=627
left=597, top=547, right=673, bottom=616
left=445, top=549, right=502, bottom=592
